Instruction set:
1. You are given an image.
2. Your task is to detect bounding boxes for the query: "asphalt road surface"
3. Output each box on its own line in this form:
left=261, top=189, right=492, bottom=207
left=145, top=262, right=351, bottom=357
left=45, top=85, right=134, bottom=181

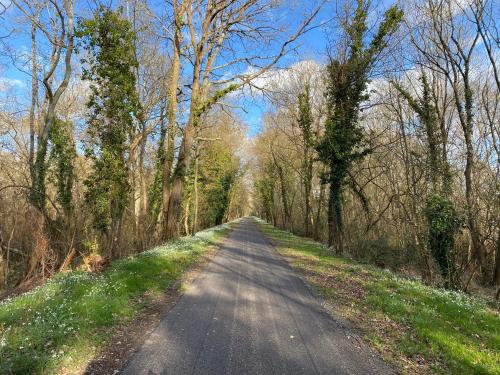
left=121, top=218, right=392, bottom=375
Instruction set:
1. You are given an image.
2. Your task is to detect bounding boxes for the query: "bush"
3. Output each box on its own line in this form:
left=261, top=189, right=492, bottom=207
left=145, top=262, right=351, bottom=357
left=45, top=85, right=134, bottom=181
left=423, top=194, right=463, bottom=288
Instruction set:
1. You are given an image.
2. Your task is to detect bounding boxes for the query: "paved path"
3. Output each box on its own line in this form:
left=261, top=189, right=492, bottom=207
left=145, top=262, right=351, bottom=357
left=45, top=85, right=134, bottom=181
left=122, top=218, right=392, bottom=375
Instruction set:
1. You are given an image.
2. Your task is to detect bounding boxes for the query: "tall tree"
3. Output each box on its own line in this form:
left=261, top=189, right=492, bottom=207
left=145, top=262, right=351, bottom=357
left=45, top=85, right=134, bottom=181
left=11, top=0, right=75, bottom=213
left=394, top=75, right=462, bottom=288
left=78, top=7, right=141, bottom=258
left=9, top=0, right=75, bottom=283
left=316, top=0, right=402, bottom=253
left=411, top=0, right=485, bottom=269
left=162, top=0, right=323, bottom=239
left=392, top=75, right=451, bottom=193
left=161, top=0, right=184, bottom=239
left=297, top=83, right=314, bottom=236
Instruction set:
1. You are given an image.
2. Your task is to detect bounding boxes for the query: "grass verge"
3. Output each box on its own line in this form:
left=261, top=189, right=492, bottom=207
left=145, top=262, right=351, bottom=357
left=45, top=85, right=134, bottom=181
left=256, top=219, right=500, bottom=375
left=0, top=222, right=233, bottom=374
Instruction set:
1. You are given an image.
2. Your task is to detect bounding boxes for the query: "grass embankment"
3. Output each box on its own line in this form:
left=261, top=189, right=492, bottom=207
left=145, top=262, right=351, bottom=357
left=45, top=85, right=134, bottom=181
left=0, top=222, right=232, bottom=374
left=257, top=219, right=500, bottom=375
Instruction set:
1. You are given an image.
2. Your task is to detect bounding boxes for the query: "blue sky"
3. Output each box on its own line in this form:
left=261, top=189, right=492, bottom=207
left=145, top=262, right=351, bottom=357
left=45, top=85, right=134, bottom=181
left=0, top=0, right=395, bottom=137
left=225, top=0, right=398, bottom=137
left=231, top=1, right=332, bottom=137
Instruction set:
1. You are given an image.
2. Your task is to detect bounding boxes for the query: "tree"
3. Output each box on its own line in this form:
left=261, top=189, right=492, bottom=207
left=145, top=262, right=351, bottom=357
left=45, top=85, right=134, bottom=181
left=393, top=75, right=462, bottom=288
left=11, top=0, right=75, bottom=213
left=254, top=61, right=325, bottom=237
left=161, top=0, right=324, bottom=239
left=6, top=0, right=75, bottom=283
left=316, top=0, right=403, bottom=253
left=161, top=0, right=184, bottom=239
left=269, top=137, right=293, bottom=231
left=181, top=112, right=245, bottom=231
left=297, top=83, right=315, bottom=236
left=203, top=149, right=239, bottom=226
left=48, top=118, right=76, bottom=220
left=411, top=0, right=485, bottom=269
left=77, top=7, right=141, bottom=257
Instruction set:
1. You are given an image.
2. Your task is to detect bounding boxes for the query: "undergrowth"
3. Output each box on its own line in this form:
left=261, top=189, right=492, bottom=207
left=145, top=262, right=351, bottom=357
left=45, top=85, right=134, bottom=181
left=0, top=222, right=232, bottom=374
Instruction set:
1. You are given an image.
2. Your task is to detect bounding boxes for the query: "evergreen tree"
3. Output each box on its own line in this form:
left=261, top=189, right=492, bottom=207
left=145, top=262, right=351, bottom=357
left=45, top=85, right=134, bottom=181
left=297, top=83, right=314, bottom=236
left=316, top=1, right=402, bottom=253
left=77, top=7, right=141, bottom=256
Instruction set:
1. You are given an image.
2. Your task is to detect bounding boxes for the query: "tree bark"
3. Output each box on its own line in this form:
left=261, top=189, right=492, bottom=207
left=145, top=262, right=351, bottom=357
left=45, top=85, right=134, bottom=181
left=138, top=129, right=147, bottom=246
left=303, top=151, right=313, bottom=236
left=184, top=197, right=191, bottom=236
left=30, top=0, right=74, bottom=212
left=270, top=147, right=290, bottom=230
left=161, top=0, right=183, bottom=239
left=494, top=229, right=500, bottom=286
left=313, top=178, right=326, bottom=241
left=193, top=143, right=199, bottom=234
left=164, top=8, right=205, bottom=238
left=328, top=179, right=343, bottom=254
left=29, top=21, right=38, bottom=180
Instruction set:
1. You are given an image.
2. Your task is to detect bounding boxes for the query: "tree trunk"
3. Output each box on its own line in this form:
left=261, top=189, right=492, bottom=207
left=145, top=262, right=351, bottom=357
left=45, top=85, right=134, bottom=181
left=328, top=179, right=343, bottom=254
left=184, top=197, right=191, bottom=236
left=461, top=70, right=484, bottom=268
left=164, top=43, right=202, bottom=239
left=128, top=142, right=138, bottom=239
left=313, top=180, right=325, bottom=241
left=193, top=145, right=199, bottom=234
left=29, top=22, right=38, bottom=180
left=493, top=223, right=500, bottom=286
left=109, top=200, right=124, bottom=260
left=463, top=129, right=483, bottom=267
left=165, top=173, right=185, bottom=239
left=138, top=130, right=147, bottom=247
left=0, top=232, right=5, bottom=290
left=277, top=165, right=290, bottom=230
left=161, top=0, right=183, bottom=239
left=303, top=154, right=313, bottom=237
left=164, top=117, right=197, bottom=239
left=270, top=147, right=290, bottom=230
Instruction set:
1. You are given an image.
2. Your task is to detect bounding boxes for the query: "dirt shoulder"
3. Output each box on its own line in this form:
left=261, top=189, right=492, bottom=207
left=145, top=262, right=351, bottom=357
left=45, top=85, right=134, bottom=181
left=82, top=243, right=223, bottom=375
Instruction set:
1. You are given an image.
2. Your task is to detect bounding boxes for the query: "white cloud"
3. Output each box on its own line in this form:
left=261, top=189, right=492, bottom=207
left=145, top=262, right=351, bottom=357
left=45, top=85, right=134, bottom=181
left=404, top=0, right=477, bottom=28
left=0, top=77, right=26, bottom=92
left=232, top=59, right=325, bottom=101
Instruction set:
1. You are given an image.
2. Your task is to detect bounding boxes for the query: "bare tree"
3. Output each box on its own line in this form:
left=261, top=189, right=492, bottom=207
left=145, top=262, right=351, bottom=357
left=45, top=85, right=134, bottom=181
left=411, top=0, right=485, bottom=267
left=162, top=0, right=324, bottom=238
left=12, top=0, right=75, bottom=214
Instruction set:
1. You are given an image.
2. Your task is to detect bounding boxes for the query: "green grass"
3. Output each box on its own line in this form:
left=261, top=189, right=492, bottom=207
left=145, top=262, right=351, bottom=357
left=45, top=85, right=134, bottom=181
left=257, top=218, right=500, bottom=375
left=0, top=222, right=232, bottom=374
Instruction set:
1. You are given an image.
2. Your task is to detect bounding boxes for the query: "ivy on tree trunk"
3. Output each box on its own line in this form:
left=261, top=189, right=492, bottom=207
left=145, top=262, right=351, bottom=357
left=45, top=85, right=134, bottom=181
left=316, top=1, right=403, bottom=254
left=77, top=7, right=141, bottom=258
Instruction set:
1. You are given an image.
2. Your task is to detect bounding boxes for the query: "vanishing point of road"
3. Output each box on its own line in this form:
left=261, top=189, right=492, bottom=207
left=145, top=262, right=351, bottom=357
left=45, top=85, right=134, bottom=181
left=122, top=217, right=392, bottom=375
